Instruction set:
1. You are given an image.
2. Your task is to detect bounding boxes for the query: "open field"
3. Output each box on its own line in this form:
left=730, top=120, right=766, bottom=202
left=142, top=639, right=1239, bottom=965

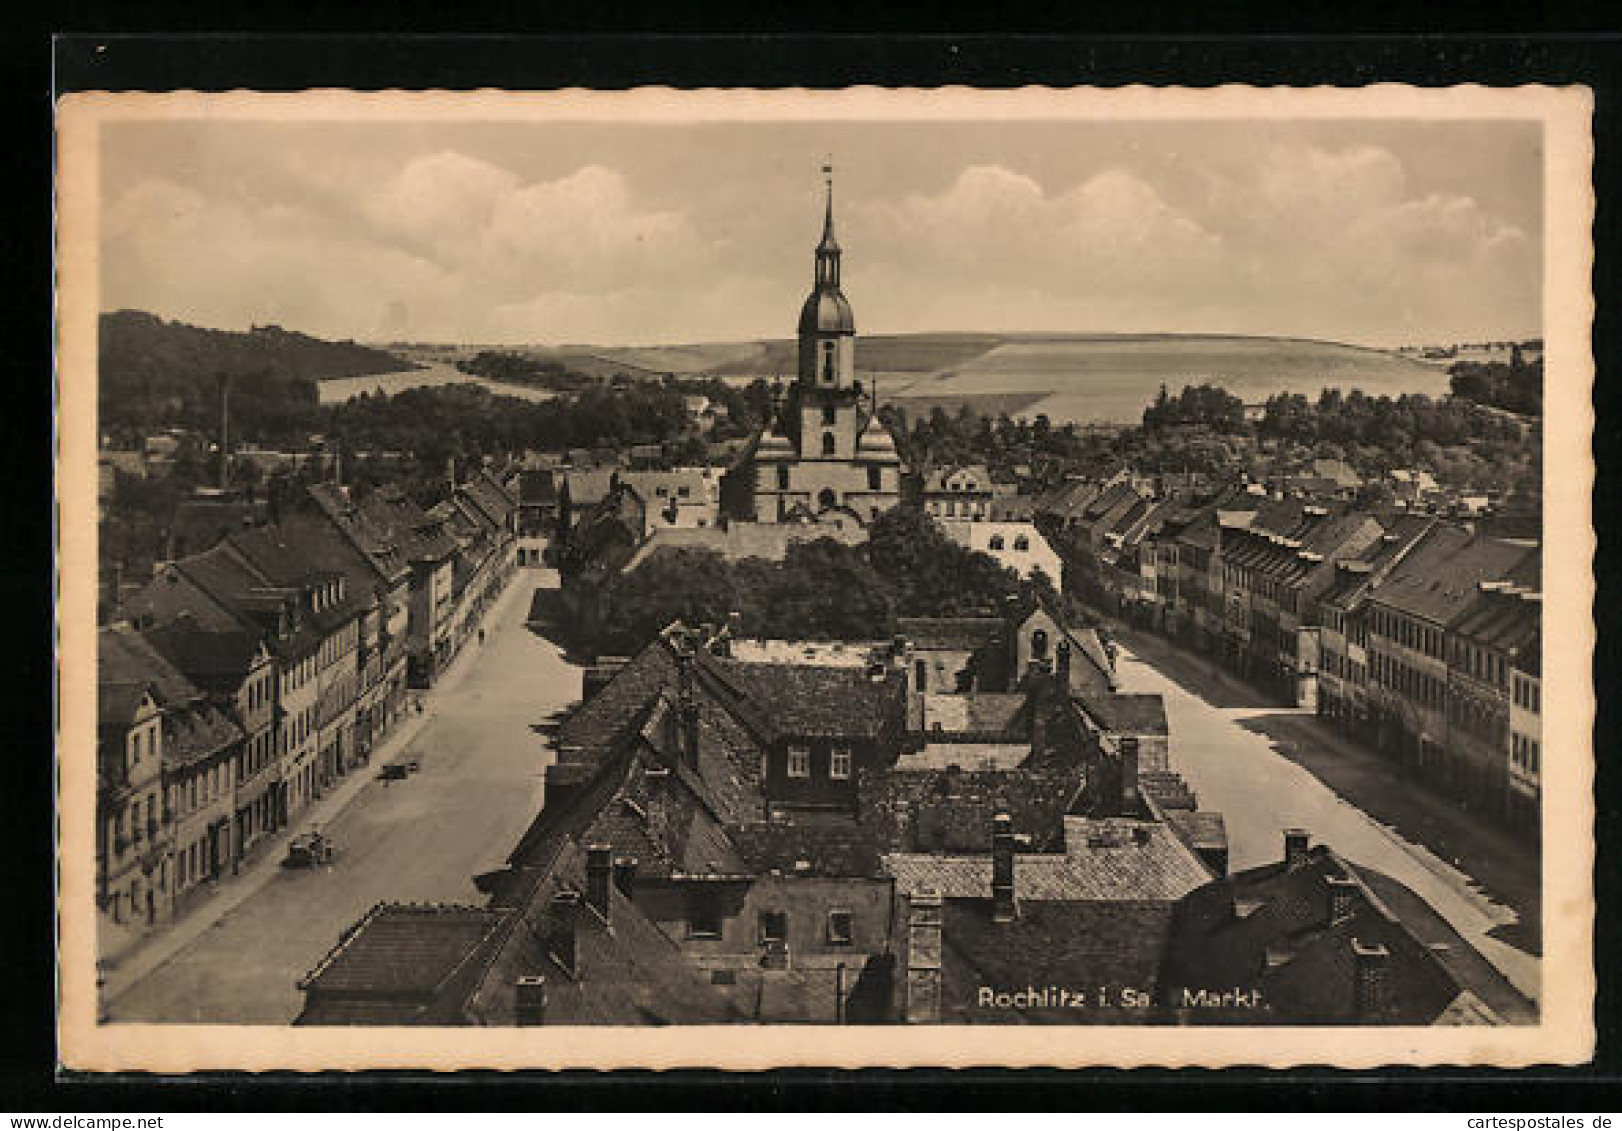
left=317, top=363, right=558, bottom=405
left=907, top=335, right=1450, bottom=424
left=366, top=332, right=1449, bottom=427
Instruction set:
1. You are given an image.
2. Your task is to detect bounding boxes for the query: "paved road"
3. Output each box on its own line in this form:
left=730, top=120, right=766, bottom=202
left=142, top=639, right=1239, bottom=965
left=110, top=570, right=581, bottom=1024
left=1111, top=635, right=1541, bottom=1004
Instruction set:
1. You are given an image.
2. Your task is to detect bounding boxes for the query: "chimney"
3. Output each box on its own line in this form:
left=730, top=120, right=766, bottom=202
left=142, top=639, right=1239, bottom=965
left=545, top=890, right=580, bottom=976
left=1119, top=735, right=1141, bottom=813
left=990, top=812, right=1017, bottom=923
left=612, top=856, right=638, bottom=897
left=1284, top=827, right=1311, bottom=871
left=905, top=889, right=943, bottom=1023
left=514, top=975, right=547, bottom=1025
left=1352, top=938, right=1390, bottom=1020
left=585, top=845, right=612, bottom=921
left=1327, top=875, right=1359, bottom=926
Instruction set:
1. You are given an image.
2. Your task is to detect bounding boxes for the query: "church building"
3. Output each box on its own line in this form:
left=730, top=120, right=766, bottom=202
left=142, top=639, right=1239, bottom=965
left=723, top=170, right=907, bottom=527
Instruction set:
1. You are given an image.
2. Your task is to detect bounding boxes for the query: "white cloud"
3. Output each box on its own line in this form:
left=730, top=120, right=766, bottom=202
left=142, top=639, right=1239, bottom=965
left=99, top=133, right=1541, bottom=346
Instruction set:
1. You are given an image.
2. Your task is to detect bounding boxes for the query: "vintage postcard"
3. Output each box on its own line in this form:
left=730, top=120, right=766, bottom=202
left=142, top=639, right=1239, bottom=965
left=55, top=85, right=1594, bottom=1071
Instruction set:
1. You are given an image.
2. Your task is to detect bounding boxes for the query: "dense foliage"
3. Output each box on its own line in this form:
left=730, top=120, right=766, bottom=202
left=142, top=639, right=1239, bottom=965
left=98, top=310, right=412, bottom=442
left=589, top=508, right=1030, bottom=655
left=1142, top=383, right=1247, bottom=433
left=1448, top=353, right=1543, bottom=416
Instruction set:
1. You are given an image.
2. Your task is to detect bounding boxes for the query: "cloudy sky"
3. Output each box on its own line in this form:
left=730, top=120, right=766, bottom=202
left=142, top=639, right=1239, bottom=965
left=99, top=117, right=1542, bottom=348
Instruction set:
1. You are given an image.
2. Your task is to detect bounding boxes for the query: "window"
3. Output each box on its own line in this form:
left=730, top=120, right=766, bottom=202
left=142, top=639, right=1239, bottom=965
left=777, top=465, right=790, bottom=490
left=914, top=659, right=928, bottom=691
left=867, top=466, right=881, bottom=491
left=1030, top=628, right=1049, bottom=661
left=821, top=432, right=837, bottom=457
left=821, top=342, right=835, bottom=382
left=687, top=889, right=723, bottom=939
left=827, top=909, right=854, bottom=945
left=1014, top=535, right=1030, bottom=552
left=822, top=405, right=836, bottom=426
left=830, top=746, right=853, bottom=780
left=758, top=910, right=787, bottom=945
left=787, top=745, right=811, bottom=779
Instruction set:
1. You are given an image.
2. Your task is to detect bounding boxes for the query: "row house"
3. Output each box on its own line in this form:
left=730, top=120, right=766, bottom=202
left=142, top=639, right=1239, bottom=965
left=1315, top=515, right=1438, bottom=735
left=1362, top=525, right=1538, bottom=798
left=1506, top=599, right=1542, bottom=833
left=435, top=470, right=520, bottom=661
left=142, top=615, right=283, bottom=874
left=1210, top=501, right=1386, bottom=706
left=127, top=528, right=370, bottom=823
left=224, top=525, right=371, bottom=798
left=1446, top=555, right=1542, bottom=824
left=98, top=626, right=244, bottom=946
left=358, top=485, right=460, bottom=686
left=301, top=484, right=413, bottom=755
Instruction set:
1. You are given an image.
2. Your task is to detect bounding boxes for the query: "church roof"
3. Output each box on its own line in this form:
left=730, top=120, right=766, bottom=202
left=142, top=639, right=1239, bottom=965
left=856, top=413, right=899, bottom=458
left=799, top=288, right=854, bottom=335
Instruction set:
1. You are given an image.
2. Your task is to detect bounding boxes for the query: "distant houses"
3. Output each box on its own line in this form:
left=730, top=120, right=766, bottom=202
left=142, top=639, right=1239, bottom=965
left=1033, top=470, right=1541, bottom=838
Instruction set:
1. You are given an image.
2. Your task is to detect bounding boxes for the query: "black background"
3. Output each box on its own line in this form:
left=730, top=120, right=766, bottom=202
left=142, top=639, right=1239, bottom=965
left=14, top=18, right=1622, bottom=1111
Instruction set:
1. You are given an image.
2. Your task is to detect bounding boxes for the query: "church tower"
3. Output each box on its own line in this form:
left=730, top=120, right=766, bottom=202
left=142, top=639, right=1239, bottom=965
left=727, top=165, right=905, bottom=527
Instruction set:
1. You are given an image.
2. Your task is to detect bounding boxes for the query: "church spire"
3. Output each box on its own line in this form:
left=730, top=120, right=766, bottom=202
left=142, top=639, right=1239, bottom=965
left=815, top=162, right=841, bottom=285
left=818, top=162, right=839, bottom=252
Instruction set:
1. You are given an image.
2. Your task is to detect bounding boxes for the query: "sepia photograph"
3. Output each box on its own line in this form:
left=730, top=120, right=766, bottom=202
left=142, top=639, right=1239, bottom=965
left=53, top=84, right=1595, bottom=1071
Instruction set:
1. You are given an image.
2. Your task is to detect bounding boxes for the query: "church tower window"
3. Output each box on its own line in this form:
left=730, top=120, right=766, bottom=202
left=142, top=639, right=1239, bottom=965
left=822, top=404, right=836, bottom=425
left=867, top=466, right=881, bottom=491
left=777, top=465, right=790, bottom=490
left=822, top=432, right=836, bottom=457
left=818, top=488, right=837, bottom=511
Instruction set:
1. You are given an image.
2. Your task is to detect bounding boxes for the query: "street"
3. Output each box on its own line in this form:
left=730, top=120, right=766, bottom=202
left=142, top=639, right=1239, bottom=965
left=109, top=570, right=582, bottom=1024
left=1111, top=629, right=1541, bottom=1003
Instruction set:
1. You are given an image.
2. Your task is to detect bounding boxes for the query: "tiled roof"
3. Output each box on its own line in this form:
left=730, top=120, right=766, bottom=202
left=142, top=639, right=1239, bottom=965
left=563, top=469, right=619, bottom=508
left=862, top=767, right=1084, bottom=855
left=704, top=658, right=903, bottom=739
left=728, top=820, right=883, bottom=878
left=304, top=484, right=410, bottom=584
left=896, top=616, right=1004, bottom=652
left=462, top=840, right=744, bottom=1026
left=918, top=692, right=1027, bottom=736
left=939, top=899, right=1178, bottom=1021
left=1159, top=843, right=1533, bottom=1024
left=297, top=902, right=505, bottom=1001
left=517, top=469, right=557, bottom=505
left=100, top=623, right=202, bottom=709
left=1368, top=525, right=1537, bottom=627
left=555, top=637, right=682, bottom=766
left=1074, top=691, right=1168, bottom=735
left=885, top=816, right=1211, bottom=903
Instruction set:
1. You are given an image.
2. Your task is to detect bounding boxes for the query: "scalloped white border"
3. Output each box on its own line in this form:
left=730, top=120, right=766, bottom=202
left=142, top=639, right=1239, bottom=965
left=54, top=84, right=1595, bottom=1072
